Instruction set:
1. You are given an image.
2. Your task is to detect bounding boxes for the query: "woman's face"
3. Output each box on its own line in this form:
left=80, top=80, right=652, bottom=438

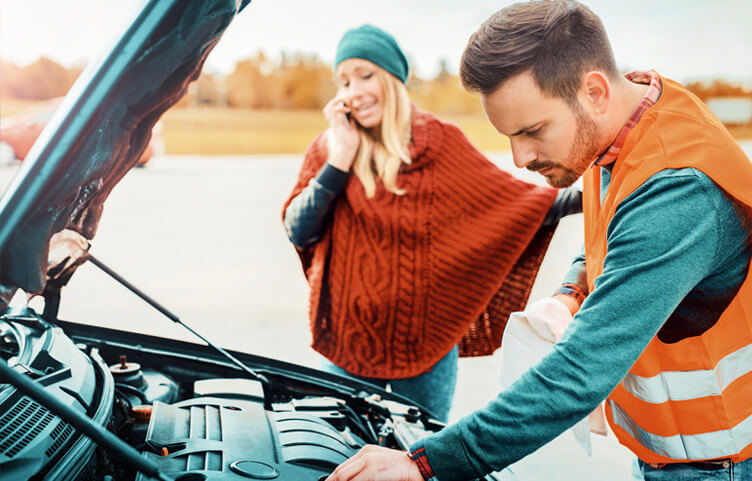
left=335, top=58, right=385, bottom=129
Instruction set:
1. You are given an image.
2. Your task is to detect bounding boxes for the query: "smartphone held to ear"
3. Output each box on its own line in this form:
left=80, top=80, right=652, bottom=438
left=339, top=100, right=352, bottom=122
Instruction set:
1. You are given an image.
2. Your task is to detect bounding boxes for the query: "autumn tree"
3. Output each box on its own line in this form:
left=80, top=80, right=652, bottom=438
left=226, top=52, right=274, bottom=108
left=225, top=51, right=336, bottom=110
left=686, top=79, right=751, bottom=101
left=1, top=57, right=79, bottom=100
left=275, top=53, right=335, bottom=109
left=409, top=58, right=483, bottom=116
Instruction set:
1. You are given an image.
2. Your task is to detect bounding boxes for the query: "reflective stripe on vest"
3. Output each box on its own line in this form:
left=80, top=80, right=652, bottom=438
left=621, top=343, right=752, bottom=404
left=609, top=400, right=752, bottom=460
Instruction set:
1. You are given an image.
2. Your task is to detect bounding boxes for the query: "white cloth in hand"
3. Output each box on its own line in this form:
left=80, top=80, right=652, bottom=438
left=498, top=297, right=607, bottom=456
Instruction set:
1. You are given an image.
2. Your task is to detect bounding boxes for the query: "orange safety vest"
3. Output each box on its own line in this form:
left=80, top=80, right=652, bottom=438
left=584, top=77, right=752, bottom=464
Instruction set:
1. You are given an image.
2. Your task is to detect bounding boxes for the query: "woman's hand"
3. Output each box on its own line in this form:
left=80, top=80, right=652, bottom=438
left=323, top=95, right=360, bottom=171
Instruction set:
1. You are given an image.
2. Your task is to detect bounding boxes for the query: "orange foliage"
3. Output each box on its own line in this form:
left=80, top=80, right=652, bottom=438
left=0, top=58, right=81, bottom=100
left=221, top=51, right=481, bottom=115
left=224, top=51, right=336, bottom=110
left=686, top=79, right=752, bottom=101
left=3, top=53, right=749, bottom=122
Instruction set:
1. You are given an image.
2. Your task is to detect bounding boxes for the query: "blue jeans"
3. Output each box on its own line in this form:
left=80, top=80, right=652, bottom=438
left=319, top=345, right=459, bottom=423
left=639, top=458, right=752, bottom=480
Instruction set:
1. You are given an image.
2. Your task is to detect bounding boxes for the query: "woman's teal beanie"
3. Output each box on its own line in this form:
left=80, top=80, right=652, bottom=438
left=335, top=24, right=409, bottom=84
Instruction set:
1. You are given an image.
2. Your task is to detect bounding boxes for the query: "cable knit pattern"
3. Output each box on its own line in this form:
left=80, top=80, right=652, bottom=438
left=283, top=108, right=558, bottom=378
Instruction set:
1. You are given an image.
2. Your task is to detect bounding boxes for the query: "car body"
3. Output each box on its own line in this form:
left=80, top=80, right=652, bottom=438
left=0, top=1, right=501, bottom=480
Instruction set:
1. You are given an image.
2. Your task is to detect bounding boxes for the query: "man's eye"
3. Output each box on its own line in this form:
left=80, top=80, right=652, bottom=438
left=526, top=127, right=542, bottom=136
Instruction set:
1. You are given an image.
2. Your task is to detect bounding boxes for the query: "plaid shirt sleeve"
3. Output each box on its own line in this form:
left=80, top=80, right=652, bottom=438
left=553, top=282, right=587, bottom=305
left=408, top=440, right=439, bottom=481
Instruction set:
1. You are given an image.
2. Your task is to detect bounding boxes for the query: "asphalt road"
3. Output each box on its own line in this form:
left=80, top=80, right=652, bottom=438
left=2, top=141, right=751, bottom=480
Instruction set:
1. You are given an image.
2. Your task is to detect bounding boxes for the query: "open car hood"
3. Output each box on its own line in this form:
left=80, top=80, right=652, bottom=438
left=0, top=5, right=488, bottom=480
left=0, top=0, right=251, bottom=306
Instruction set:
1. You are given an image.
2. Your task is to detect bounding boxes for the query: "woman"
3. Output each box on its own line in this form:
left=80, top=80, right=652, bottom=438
left=282, top=24, right=581, bottom=422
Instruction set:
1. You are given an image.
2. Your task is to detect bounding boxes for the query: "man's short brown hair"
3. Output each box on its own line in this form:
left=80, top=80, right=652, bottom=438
left=460, top=0, right=620, bottom=106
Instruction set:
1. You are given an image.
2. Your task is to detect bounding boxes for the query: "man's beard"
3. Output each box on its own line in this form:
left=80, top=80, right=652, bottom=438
left=528, top=104, right=602, bottom=188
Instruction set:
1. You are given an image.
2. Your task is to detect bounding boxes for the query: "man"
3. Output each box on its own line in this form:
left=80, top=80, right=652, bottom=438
left=326, top=1, right=752, bottom=480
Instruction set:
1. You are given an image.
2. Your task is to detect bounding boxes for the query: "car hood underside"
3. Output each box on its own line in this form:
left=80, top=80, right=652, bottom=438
left=0, top=0, right=251, bottom=306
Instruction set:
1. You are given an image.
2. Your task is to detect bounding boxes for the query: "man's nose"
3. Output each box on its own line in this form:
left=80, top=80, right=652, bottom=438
left=510, top=138, right=536, bottom=169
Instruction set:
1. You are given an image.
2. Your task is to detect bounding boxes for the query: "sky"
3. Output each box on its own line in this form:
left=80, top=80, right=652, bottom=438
left=1, top=0, right=751, bottom=84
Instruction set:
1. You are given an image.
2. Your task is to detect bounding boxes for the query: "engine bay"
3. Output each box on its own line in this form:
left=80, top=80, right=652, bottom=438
left=1, top=308, right=492, bottom=481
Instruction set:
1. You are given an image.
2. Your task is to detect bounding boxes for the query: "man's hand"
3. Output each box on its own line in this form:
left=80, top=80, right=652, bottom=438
left=326, top=445, right=424, bottom=481
left=552, top=293, right=580, bottom=317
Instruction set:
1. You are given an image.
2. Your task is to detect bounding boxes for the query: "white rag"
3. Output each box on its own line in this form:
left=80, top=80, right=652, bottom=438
left=497, top=297, right=607, bottom=456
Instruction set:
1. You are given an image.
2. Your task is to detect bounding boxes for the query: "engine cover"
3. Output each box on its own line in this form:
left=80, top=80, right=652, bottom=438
left=0, top=316, right=112, bottom=481
left=136, top=397, right=362, bottom=481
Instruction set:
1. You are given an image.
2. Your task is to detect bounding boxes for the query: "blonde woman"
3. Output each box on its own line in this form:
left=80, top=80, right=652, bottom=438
left=282, top=24, right=582, bottom=422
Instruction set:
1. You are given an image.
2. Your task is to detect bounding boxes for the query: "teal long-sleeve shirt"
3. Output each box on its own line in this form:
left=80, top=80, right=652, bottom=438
left=413, top=166, right=751, bottom=480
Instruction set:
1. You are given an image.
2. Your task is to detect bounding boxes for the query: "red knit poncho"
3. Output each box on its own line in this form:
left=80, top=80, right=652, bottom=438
left=284, top=108, right=558, bottom=379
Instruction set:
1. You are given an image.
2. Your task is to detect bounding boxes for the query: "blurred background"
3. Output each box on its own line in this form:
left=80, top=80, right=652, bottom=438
left=1, top=1, right=751, bottom=480
left=2, top=0, right=751, bottom=157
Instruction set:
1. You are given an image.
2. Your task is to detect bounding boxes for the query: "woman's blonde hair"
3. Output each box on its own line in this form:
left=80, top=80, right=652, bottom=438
left=329, top=67, right=412, bottom=198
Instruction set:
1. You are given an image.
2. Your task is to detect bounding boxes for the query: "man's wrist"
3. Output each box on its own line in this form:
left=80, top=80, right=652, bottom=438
left=408, top=440, right=439, bottom=481
left=552, top=283, right=587, bottom=316
left=553, top=283, right=586, bottom=304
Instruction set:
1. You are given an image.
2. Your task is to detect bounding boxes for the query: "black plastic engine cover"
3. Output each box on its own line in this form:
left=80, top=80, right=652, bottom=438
left=0, top=315, right=113, bottom=481
left=137, top=397, right=361, bottom=481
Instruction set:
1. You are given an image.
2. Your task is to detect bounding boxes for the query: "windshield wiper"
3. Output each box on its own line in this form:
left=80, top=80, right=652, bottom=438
left=84, top=253, right=270, bottom=386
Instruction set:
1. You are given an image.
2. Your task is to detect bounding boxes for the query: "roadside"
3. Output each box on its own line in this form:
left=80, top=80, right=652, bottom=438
left=5, top=98, right=751, bottom=157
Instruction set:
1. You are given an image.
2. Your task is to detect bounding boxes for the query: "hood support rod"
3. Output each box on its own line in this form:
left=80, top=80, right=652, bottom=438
left=84, top=253, right=270, bottom=385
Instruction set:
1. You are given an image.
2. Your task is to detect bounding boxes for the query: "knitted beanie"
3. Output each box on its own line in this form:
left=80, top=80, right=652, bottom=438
left=335, top=24, right=409, bottom=84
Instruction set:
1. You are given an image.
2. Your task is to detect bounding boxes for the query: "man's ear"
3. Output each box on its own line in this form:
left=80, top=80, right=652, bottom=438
left=580, top=71, right=611, bottom=116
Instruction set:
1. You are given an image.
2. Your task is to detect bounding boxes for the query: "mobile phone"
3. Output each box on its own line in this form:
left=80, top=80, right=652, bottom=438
left=340, top=100, right=352, bottom=122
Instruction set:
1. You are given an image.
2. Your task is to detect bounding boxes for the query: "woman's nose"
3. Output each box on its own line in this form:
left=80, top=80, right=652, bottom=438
left=349, top=81, right=367, bottom=101
left=337, top=86, right=351, bottom=102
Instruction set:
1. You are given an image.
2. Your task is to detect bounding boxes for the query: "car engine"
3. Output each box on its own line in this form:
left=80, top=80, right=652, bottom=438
left=1, top=309, right=492, bottom=481
left=136, top=397, right=365, bottom=481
